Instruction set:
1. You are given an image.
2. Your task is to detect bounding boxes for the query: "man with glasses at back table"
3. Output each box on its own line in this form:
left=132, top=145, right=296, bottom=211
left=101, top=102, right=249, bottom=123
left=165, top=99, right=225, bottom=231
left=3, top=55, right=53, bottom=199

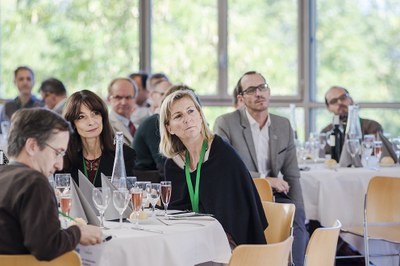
left=214, top=71, right=308, bottom=266
left=321, top=86, right=383, bottom=137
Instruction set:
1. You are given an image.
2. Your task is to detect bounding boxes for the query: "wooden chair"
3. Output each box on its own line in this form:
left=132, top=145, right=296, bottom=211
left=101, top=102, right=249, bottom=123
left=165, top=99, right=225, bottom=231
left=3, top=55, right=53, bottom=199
left=228, top=236, right=293, bottom=266
left=304, top=220, right=341, bottom=266
left=340, top=176, right=400, bottom=265
left=253, top=178, right=274, bottom=202
left=262, top=201, right=295, bottom=243
left=0, top=251, right=82, bottom=266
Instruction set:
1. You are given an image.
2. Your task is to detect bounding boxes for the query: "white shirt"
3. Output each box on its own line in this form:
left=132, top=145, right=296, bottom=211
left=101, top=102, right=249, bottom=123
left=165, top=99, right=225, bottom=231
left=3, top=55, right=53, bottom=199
left=245, top=109, right=271, bottom=178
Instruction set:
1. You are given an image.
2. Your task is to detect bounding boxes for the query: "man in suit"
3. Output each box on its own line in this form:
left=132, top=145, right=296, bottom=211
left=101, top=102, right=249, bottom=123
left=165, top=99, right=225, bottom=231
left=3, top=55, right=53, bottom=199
left=107, top=77, right=137, bottom=146
left=214, top=71, right=308, bottom=266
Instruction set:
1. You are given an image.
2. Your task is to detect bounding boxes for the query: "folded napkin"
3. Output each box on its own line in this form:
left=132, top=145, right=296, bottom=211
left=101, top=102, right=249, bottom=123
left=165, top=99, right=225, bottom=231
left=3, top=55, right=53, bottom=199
left=70, top=178, right=100, bottom=226
left=101, top=173, right=132, bottom=221
left=78, top=170, right=99, bottom=216
left=379, top=132, right=398, bottom=163
left=339, top=136, right=362, bottom=168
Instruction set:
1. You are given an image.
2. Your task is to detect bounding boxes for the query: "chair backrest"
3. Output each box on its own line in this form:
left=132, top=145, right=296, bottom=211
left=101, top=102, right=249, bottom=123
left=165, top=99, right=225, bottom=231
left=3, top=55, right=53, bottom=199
left=366, top=176, right=400, bottom=223
left=263, top=201, right=295, bottom=243
left=0, top=251, right=82, bottom=266
left=228, top=236, right=293, bottom=266
left=253, top=178, right=273, bottom=202
left=304, top=220, right=341, bottom=266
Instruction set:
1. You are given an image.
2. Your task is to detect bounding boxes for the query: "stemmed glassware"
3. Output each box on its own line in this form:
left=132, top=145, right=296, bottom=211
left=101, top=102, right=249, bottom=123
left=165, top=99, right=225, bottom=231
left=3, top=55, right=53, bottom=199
left=55, top=173, right=71, bottom=206
left=362, top=134, right=375, bottom=168
left=92, top=187, right=111, bottom=229
left=373, top=141, right=383, bottom=164
left=131, top=187, right=143, bottom=226
left=135, top=181, right=151, bottom=211
left=318, top=133, right=327, bottom=155
left=392, top=138, right=400, bottom=166
left=160, top=181, right=172, bottom=217
left=113, top=189, right=130, bottom=228
left=346, top=139, right=361, bottom=167
left=148, top=183, right=161, bottom=216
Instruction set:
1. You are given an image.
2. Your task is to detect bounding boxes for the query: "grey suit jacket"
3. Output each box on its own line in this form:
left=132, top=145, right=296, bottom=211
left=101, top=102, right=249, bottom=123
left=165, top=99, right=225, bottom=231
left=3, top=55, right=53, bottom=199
left=109, top=111, right=133, bottom=146
left=214, top=109, right=304, bottom=207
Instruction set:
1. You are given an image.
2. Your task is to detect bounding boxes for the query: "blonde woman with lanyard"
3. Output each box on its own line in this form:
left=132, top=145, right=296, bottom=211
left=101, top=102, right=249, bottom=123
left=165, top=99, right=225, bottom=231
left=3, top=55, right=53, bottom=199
left=61, top=90, right=135, bottom=187
left=159, top=87, right=267, bottom=247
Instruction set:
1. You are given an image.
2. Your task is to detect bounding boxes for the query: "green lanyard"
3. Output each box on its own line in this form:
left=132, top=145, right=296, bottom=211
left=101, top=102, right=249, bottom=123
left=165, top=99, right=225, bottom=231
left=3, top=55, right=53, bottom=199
left=82, top=156, right=100, bottom=185
left=185, top=139, right=207, bottom=213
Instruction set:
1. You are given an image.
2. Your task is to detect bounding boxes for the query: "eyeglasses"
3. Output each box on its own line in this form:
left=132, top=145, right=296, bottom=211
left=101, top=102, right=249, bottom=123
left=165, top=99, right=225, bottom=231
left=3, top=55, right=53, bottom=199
left=328, top=93, right=350, bottom=105
left=241, top=83, right=269, bottom=95
left=110, top=95, right=134, bottom=101
left=45, top=143, right=66, bottom=158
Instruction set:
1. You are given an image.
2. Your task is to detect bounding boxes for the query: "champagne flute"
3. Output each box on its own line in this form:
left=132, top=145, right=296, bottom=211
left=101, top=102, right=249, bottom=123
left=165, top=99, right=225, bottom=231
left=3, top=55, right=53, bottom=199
left=131, top=187, right=143, bottom=226
left=113, top=189, right=130, bottom=228
left=373, top=141, right=383, bottom=164
left=149, top=183, right=161, bottom=216
left=55, top=173, right=71, bottom=205
left=362, top=134, right=375, bottom=168
left=346, top=139, right=361, bottom=167
left=92, top=187, right=111, bottom=229
left=160, top=181, right=172, bottom=217
left=60, top=190, right=72, bottom=216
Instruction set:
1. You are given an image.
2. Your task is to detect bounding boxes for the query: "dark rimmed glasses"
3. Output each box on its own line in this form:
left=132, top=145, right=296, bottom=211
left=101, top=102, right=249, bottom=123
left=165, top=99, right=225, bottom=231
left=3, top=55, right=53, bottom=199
left=328, top=93, right=350, bottom=105
left=241, top=83, right=269, bottom=95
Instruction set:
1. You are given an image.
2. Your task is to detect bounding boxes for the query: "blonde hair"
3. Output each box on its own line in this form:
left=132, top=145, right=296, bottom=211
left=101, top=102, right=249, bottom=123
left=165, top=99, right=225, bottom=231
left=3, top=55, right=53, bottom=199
left=159, top=88, right=213, bottom=158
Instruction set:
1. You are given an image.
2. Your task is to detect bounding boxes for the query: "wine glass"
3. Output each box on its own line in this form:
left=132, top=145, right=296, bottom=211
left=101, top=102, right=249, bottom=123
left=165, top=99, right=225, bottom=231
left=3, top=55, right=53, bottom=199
left=55, top=173, right=71, bottom=205
left=160, top=181, right=172, bottom=217
left=148, top=183, right=161, bottom=216
left=113, top=189, right=130, bottom=228
left=131, top=187, right=143, bottom=226
left=373, top=141, right=383, bottom=164
left=60, top=190, right=72, bottom=216
left=392, top=138, right=400, bottom=166
left=135, top=181, right=151, bottom=211
left=346, top=139, right=361, bottom=167
left=92, top=187, right=111, bottom=229
left=362, top=134, right=375, bottom=168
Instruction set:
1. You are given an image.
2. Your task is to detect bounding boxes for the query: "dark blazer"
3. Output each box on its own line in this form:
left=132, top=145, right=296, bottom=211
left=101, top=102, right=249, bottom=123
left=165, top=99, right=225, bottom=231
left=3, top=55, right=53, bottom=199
left=65, top=145, right=136, bottom=187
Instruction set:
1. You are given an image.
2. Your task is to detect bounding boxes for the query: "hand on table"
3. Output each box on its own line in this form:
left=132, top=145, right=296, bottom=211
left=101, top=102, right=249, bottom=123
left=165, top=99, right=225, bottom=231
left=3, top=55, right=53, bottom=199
left=78, top=224, right=102, bottom=245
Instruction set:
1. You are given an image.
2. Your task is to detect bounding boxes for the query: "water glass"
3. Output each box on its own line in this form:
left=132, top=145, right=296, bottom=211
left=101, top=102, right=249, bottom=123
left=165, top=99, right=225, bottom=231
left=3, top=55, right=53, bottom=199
left=160, top=181, right=172, bottom=217
left=362, top=134, right=375, bottom=167
left=113, top=189, right=130, bottom=228
left=92, top=187, right=111, bottom=229
left=346, top=139, right=361, bottom=167
left=148, top=183, right=161, bottom=216
left=135, top=181, right=151, bottom=210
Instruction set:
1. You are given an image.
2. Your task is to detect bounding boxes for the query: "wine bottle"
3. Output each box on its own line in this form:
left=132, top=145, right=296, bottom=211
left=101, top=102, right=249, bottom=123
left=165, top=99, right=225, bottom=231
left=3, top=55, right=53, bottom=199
left=330, top=115, right=344, bottom=162
left=111, top=132, right=127, bottom=189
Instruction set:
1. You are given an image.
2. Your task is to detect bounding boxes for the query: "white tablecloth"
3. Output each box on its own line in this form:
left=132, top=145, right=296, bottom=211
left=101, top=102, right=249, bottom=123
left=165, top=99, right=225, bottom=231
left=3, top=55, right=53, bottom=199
left=77, top=214, right=231, bottom=266
left=300, top=163, right=400, bottom=228
left=300, top=164, right=400, bottom=265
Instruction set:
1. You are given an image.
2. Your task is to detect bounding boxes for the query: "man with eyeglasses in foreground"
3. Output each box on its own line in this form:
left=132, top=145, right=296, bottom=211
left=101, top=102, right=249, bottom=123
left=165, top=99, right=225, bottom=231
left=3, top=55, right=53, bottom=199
left=107, top=77, right=138, bottom=145
left=214, top=71, right=308, bottom=266
left=0, top=108, right=102, bottom=260
left=321, top=86, right=383, bottom=137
